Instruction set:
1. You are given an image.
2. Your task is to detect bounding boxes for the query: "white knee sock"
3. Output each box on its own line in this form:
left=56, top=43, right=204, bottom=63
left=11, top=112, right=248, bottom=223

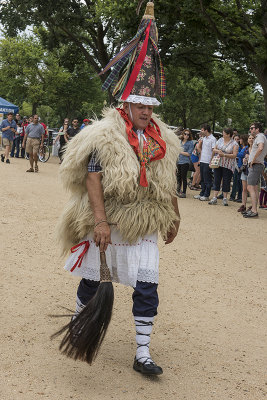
left=134, top=316, right=154, bottom=364
left=74, top=296, right=85, bottom=318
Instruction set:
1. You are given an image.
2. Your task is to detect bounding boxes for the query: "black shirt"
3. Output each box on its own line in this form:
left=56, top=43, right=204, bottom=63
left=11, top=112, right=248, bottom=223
left=67, top=127, right=80, bottom=139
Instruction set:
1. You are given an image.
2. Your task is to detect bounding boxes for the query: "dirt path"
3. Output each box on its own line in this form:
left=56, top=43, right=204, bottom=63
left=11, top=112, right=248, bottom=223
left=0, top=156, right=266, bottom=400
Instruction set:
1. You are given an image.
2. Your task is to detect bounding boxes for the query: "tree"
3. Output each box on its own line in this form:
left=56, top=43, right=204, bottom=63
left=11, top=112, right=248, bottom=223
left=1, top=0, right=266, bottom=121
left=0, top=35, right=107, bottom=123
left=174, top=0, right=267, bottom=120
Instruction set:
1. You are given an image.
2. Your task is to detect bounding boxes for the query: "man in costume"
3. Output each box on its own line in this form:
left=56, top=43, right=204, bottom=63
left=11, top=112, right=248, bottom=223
left=57, top=2, right=180, bottom=375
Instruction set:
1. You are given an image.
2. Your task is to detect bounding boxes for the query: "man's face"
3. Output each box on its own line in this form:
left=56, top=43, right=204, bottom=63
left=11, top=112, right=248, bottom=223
left=123, top=103, right=153, bottom=130
left=33, top=115, right=39, bottom=124
left=72, top=119, right=79, bottom=127
left=201, top=128, right=208, bottom=136
left=249, top=124, right=256, bottom=137
left=7, top=114, right=13, bottom=122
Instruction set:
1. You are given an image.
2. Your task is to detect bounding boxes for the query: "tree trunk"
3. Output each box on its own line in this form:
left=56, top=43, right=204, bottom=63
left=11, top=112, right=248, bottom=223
left=260, top=77, right=267, bottom=123
left=32, top=102, right=39, bottom=115
left=250, top=65, right=267, bottom=123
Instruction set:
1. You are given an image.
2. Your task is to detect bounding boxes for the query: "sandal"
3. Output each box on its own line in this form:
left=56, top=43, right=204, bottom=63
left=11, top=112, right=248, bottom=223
left=243, top=210, right=258, bottom=218
left=26, top=168, right=34, bottom=172
left=35, top=165, right=39, bottom=172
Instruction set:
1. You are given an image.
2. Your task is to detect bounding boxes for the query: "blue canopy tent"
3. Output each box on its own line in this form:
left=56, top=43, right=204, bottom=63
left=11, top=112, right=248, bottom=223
left=0, top=97, right=19, bottom=114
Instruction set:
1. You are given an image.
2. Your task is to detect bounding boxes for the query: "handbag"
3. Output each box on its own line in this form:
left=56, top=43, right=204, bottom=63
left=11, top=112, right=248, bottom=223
left=209, top=154, right=220, bottom=169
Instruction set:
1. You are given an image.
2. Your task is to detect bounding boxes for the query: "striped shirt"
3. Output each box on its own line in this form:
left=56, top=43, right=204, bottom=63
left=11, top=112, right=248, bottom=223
left=216, top=138, right=238, bottom=173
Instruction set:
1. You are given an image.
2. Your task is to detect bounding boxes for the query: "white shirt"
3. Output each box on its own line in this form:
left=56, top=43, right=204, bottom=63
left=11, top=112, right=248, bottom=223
left=200, top=134, right=217, bottom=164
left=248, top=133, right=267, bottom=165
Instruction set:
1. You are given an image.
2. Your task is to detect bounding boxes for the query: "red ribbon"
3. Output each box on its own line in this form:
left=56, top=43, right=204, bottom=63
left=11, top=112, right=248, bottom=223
left=121, top=20, right=152, bottom=101
left=70, top=241, right=90, bottom=272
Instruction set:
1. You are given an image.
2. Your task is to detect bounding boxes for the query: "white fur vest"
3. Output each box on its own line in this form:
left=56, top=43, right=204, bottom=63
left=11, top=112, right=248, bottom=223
left=56, top=108, right=181, bottom=255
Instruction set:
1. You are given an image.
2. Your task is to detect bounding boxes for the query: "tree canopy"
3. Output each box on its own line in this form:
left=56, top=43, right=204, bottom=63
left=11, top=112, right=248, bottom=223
left=0, top=0, right=266, bottom=129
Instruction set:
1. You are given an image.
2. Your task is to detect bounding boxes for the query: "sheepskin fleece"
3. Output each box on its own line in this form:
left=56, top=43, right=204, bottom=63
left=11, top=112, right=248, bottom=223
left=56, top=108, right=181, bottom=255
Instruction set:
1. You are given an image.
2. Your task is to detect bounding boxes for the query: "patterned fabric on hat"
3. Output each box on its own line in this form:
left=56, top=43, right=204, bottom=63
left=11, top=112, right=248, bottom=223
left=99, top=2, right=166, bottom=105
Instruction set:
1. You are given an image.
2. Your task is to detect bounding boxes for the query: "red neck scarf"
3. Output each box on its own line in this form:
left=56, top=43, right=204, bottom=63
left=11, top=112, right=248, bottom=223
left=117, top=108, right=166, bottom=187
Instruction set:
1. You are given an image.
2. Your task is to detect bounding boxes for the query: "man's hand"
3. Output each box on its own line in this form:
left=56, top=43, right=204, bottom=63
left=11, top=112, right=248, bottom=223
left=94, top=222, right=112, bottom=252
left=165, top=220, right=180, bottom=245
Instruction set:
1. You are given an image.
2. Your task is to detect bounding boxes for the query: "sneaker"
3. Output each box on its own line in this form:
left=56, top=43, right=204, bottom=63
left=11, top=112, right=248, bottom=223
left=217, top=193, right=223, bottom=199
left=1, top=154, right=4, bottom=162
left=194, top=194, right=201, bottom=199
left=178, top=192, right=186, bottom=198
left=208, top=197, right=217, bottom=205
left=222, top=198, right=228, bottom=206
left=236, top=198, right=242, bottom=203
left=199, top=196, right=209, bottom=201
left=6, top=159, right=10, bottom=164
left=229, top=197, right=235, bottom=201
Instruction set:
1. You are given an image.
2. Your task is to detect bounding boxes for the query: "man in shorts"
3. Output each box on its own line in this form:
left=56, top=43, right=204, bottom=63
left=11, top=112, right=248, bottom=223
left=22, top=114, right=45, bottom=172
left=244, top=122, right=267, bottom=218
left=0, top=112, right=17, bottom=164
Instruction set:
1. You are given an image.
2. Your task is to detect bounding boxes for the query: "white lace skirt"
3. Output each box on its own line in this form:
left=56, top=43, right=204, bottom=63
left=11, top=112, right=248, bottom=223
left=64, top=228, right=159, bottom=287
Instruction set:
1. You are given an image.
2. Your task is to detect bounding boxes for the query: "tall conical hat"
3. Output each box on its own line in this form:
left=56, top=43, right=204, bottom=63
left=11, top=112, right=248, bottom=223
left=100, top=2, right=166, bottom=106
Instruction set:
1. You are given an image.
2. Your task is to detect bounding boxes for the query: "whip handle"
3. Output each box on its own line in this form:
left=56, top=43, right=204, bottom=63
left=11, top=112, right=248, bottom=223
left=100, top=251, right=112, bottom=282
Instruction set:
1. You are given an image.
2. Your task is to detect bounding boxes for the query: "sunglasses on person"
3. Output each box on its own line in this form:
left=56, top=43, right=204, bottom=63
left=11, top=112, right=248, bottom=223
left=184, top=132, right=190, bottom=136
left=250, top=126, right=255, bottom=130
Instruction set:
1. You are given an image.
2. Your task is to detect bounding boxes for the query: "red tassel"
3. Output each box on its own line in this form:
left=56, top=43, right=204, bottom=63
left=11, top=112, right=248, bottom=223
left=140, top=163, right=148, bottom=187
left=70, top=241, right=90, bottom=272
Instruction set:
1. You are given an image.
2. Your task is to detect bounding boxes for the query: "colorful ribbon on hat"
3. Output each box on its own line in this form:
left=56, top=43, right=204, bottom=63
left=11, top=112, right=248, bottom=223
left=70, top=241, right=90, bottom=272
left=121, top=20, right=152, bottom=101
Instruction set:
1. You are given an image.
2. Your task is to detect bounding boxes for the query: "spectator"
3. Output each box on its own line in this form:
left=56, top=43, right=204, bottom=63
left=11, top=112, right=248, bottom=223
left=54, top=122, right=69, bottom=163
left=176, top=129, right=194, bottom=197
left=259, top=175, right=267, bottom=209
left=80, top=118, right=91, bottom=130
left=208, top=127, right=239, bottom=206
left=243, top=122, right=267, bottom=218
left=190, top=131, right=204, bottom=190
left=58, top=118, right=70, bottom=131
left=10, top=120, right=23, bottom=158
left=237, top=134, right=253, bottom=213
left=15, top=113, right=21, bottom=124
left=22, top=114, right=44, bottom=173
left=39, top=118, right=48, bottom=138
left=65, top=118, right=80, bottom=142
left=194, top=124, right=216, bottom=201
left=0, top=112, right=17, bottom=164
left=21, top=116, right=29, bottom=158
left=230, top=135, right=244, bottom=202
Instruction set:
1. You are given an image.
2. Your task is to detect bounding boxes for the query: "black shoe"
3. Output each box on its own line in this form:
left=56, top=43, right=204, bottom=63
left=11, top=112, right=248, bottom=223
left=236, top=199, right=242, bottom=203
left=133, top=357, right=163, bottom=375
left=217, top=193, right=223, bottom=199
left=6, top=159, right=10, bottom=164
left=229, top=197, right=235, bottom=201
left=1, top=154, right=4, bottom=162
left=10, top=154, right=14, bottom=158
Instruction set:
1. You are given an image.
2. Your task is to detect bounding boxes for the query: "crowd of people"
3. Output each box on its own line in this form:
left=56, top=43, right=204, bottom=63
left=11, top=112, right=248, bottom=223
left=176, top=122, right=267, bottom=218
left=53, top=117, right=91, bottom=163
left=0, top=113, right=91, bottom=169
